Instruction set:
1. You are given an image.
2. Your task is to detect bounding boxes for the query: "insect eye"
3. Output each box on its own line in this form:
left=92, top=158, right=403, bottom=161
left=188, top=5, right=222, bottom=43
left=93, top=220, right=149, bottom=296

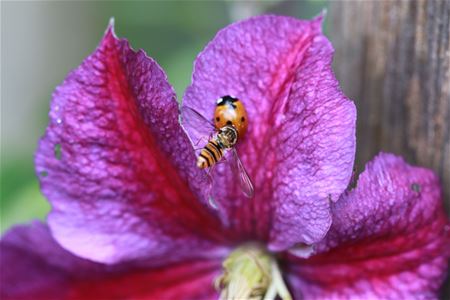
left=241, top=117, right=245, bottom=122
left=216, top=117, right=220, bottom=122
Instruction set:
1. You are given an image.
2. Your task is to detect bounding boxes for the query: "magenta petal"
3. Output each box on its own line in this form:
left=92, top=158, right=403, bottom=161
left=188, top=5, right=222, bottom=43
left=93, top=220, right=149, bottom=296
left=287, top=153, right=450, bottom=299
left=0, top=222, right=221, bottom=300
left=0, top=221, right=101, bottom=300
left=35, top=22, right=228, bottom=264
left=182, top=15, right=355, bottom=245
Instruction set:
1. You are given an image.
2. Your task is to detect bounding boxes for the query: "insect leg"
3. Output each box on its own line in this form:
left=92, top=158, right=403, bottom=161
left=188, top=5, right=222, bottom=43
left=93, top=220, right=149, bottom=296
left=207, top=164, right=216, bottom=177
left=194, top=136, right=209, bottom=146
left=193, top=137, right=210, bottom=151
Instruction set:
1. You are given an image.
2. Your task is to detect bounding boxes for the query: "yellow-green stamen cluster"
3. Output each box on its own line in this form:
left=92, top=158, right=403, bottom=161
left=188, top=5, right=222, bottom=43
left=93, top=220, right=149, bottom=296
left=215, top=244, right=292, bottom=300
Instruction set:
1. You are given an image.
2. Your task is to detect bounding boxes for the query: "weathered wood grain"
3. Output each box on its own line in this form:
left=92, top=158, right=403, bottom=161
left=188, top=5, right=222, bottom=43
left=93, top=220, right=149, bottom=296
left=329, top=0, right=450, bottom=206
left=329, top=1, right=449, bottom=296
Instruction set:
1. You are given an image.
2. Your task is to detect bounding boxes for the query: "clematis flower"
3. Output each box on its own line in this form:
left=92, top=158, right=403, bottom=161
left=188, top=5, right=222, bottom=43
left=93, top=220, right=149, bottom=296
left=1, top=15, right=448, bottom=299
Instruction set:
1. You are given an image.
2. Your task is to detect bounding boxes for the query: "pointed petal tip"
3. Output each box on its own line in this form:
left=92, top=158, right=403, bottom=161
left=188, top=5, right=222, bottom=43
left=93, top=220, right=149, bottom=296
left=319, top=8, right=328, bottom=19
left=312, top=10, right=327, bottom=31
left=36, top=16, right=223, bottom=264
left=104, top=17, right=118, bottom=39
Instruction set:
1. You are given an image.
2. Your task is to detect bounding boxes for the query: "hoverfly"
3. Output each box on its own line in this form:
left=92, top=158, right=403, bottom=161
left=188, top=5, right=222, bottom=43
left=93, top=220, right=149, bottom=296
left=181, top=95, right=254, bottom=208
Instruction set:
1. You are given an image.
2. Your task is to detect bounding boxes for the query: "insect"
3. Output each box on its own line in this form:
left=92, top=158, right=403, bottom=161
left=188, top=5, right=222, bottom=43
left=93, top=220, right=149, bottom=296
left=181, top=95, right=254, bottom=206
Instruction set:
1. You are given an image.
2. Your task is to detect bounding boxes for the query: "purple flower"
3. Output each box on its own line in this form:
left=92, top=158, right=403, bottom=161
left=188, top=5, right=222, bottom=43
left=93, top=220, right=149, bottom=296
left=1, top=16, right=448, bottom=299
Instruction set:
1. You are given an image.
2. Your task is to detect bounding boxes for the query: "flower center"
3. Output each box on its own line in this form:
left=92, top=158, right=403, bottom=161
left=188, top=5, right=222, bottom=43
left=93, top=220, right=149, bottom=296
left=215, top=243, right=292, bottom=300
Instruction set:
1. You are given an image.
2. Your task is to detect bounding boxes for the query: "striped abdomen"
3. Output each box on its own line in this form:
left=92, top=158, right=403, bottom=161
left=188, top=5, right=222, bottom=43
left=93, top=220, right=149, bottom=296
left=197, top=140, right=224, bottom=169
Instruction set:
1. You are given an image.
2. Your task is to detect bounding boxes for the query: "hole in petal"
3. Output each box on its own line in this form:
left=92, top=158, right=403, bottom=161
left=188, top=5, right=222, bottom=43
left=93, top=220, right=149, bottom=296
left=39, top=170, right=48, bottom=177
left=411, top=183, right=421, bottom=192
left=54, top=143, right=62, bottom=160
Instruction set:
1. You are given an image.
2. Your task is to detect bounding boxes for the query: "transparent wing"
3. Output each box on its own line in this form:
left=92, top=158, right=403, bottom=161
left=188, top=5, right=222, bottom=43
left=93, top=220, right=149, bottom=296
left=231, top=148, right=255, bottom=198
left=180, top=106, right=216, bottom=145
left=205, top=168, right=219, bottom=210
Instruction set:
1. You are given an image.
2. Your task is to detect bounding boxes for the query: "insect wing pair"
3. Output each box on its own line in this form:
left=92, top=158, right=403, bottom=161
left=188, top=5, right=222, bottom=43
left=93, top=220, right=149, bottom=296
left=181, top=106, right=254, bottom=199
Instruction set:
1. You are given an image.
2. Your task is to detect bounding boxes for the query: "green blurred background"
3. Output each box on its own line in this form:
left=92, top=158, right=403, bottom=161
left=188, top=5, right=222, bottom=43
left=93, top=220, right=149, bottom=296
left=1, top=0, right=327, bottom=233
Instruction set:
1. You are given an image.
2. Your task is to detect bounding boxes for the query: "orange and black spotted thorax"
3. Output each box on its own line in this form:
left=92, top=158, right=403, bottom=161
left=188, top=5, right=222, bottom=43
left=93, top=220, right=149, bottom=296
left=196, top=96, right=248, bottom=169
left=214, top=95, right=249, bottom=138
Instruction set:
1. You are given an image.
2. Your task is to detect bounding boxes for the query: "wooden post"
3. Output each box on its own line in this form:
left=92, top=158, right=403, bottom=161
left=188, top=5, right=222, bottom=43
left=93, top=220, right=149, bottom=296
left=329, top=0, right=449, bottom=206
left=329, top=1, right=449, bottom=295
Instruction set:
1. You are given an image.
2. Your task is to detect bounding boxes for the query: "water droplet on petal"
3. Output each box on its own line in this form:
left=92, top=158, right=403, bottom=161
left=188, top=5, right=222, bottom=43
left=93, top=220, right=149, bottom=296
left=257, top=79, right=264, bottom=88
left=56, top=118, right=62, bottom=124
